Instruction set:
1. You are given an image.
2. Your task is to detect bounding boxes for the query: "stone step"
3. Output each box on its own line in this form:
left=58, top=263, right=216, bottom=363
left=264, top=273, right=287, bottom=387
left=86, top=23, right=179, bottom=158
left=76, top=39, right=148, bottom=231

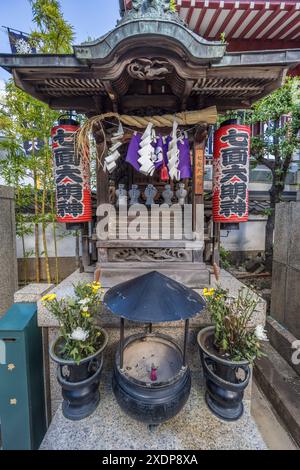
left=97, top=239, right=203, bottom=248
left=109, top=220, right=187, bottom=226
left=106, top=235, right=195, bottom=242
left=98, top=261, right=210, bottom=288
left=254, top=342, right=300, bottom=447
left=107, top=231, right=193, bottom=237
left=267, top=316, right=300, bottom=377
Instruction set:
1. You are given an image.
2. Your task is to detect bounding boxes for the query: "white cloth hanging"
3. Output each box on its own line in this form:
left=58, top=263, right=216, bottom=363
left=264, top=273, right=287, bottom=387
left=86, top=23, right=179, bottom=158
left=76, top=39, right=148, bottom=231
left=137, top=122, right=156, bottom=176
left=104, top=122, right=124, bottom=173
left=167, top=120, right=181, bottom=181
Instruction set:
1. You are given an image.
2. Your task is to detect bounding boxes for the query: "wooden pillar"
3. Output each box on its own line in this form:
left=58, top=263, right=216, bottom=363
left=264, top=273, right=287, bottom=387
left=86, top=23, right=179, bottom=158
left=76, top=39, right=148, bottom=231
left=93, top=124, right=109, bottom=207
left=212, top=222, right=221, bottom=267
left=92, top=123, right=109, bottom=274
left=192, top=126, right=207, bottom=262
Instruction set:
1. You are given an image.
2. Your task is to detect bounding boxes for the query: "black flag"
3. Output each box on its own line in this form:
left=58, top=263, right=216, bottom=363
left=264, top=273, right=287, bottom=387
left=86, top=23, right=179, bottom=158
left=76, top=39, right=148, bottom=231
left=7, top=29, right=36, bottom=54
left=23, top=138, right=45, bottom=156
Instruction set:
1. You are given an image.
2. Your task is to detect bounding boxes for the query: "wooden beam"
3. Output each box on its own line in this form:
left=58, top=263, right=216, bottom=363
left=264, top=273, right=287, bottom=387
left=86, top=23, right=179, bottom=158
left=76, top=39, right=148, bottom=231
left=13, top=70, right=47, bottom=104
left=181, top=80, right=195, bottom=111
left=227, top=38, right=300, bottom=52
left=103, top=82, right=119, bottom=113
left=46, top=96, right=98, bottom=111
left=249, top=67, right=288, bottom=103
left=207, top=67, right=282, bottom=80
left=192, top=128, right=207, bottom=239
left=121, top=94, right=178, bottom=110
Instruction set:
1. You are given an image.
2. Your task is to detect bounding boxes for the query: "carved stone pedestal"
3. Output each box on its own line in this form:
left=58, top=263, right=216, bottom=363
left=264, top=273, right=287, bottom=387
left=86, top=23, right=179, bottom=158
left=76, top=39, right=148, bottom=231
left=97, top=205, right=208, bottom=288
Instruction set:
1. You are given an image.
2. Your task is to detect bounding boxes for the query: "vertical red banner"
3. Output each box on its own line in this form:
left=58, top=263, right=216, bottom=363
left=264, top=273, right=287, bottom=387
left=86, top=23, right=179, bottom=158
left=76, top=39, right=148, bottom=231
left=213, top=124, right=251, bottom=223
left=52, top=119, right=92, bottom=223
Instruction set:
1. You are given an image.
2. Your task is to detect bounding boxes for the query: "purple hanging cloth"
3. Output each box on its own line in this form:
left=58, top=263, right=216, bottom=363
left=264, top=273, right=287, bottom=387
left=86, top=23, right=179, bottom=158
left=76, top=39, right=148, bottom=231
left=163, top=136, right=170, bottom=170
left=178, top=136, right=192, bottom=179
left=125, top=133, right=142, bottom=172
left=164, top=135, right=192, bottom=179
left=153, top=135, right=164, bottom=170
left=126, top=133, right=164, bottom=173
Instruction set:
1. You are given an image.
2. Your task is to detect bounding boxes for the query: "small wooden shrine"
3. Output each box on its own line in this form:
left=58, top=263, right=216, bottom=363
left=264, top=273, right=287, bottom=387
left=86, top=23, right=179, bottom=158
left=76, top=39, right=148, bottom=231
left=1, top=0, right=299, bottom=288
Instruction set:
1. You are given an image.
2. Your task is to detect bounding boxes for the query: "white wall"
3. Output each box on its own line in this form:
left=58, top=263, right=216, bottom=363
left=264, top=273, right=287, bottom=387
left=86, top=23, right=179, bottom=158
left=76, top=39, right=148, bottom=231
left=16, top=217, right=266, bottom=259
left=16, top=223, right=78, bottom=258
left=220, top=215, right=267, bottom=252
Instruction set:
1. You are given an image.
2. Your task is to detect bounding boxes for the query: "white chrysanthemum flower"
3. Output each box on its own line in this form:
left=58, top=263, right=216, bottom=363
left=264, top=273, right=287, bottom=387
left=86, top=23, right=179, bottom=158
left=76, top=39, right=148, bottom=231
left=78, top=298, right=89, bottom=306
left=69, top=327, right=89, bottom=342
left=255, top=325, right=268, bottom=342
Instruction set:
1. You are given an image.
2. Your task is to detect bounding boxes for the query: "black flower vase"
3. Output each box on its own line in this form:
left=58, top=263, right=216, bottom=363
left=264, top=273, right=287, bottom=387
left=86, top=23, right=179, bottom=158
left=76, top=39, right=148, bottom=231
left=50, top=328, right=108, bottom=421
left=197, top=326, right=251, bottom=421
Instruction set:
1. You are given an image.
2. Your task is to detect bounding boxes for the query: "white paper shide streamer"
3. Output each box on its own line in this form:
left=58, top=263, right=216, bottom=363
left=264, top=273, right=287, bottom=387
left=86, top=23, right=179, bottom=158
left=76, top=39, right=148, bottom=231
left=138, top=122, right=156, bottom=176
left=167, top=121, right=180, bottom=181
left=104, top=122, right=124, bottom=173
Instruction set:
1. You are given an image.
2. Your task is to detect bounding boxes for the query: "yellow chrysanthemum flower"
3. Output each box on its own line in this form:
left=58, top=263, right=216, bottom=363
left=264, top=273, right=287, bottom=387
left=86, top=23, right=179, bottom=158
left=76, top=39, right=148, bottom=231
left=92, top=285, right=101, bottom=294
left=81, top=311, right=91, bottom=319
left=41, top=293, right=57, bottom=303
left=92, top=281, right=101, bottom=287
left=203, top=287, right=215, bottom=298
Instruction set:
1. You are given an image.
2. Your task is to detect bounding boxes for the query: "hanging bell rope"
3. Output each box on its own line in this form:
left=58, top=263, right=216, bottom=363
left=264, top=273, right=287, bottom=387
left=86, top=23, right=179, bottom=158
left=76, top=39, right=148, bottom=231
left=77, top=106, right=218, bottom=165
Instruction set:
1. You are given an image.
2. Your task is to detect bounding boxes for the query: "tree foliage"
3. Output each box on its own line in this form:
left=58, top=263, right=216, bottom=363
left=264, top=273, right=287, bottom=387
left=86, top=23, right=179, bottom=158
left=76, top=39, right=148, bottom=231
left=250, top=77, right=300, bottom=177
left=0, top=0, right=75, bottom=284
left=220, top=77, right=300, bottom=271
left=250, top=77, right=300, bottom=271
left=169, top=0, right=177, bottom=13
left=29, top=0, right=74, bottom=53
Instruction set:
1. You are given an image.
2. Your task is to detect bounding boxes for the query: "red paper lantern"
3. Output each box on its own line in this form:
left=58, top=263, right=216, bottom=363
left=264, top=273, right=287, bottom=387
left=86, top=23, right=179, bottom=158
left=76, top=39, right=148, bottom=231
left=213, top=123, right=251, bottom=223
left=52, top=118, right=92, bottom=224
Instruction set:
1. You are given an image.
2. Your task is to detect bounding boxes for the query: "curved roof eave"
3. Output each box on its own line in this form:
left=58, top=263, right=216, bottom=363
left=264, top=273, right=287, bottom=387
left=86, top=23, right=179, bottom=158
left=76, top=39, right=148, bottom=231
left=73, top=18, right=226, bottom=63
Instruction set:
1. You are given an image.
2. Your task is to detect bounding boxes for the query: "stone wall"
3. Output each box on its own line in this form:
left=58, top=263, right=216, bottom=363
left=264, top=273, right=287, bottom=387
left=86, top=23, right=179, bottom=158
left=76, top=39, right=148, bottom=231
left=271, top=201, right=300, bottom=338
left=0, top=186, right=18, bottom=316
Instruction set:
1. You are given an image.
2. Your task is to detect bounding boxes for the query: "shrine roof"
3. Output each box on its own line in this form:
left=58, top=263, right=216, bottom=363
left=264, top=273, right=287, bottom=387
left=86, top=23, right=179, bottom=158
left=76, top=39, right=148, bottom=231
left=125, top=1, right=300, bottom=47
left=1, top=2, right=299, bottom=115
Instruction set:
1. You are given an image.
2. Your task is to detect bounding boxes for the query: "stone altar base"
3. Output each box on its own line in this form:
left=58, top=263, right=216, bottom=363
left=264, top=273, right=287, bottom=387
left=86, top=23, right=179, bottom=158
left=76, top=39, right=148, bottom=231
left=40, top=368, right=266, bottom=450
left=38, top=268, right=267, bottom=449
left=41, top=324, right=265, bottom=450
left=38, top=269, right=266, bottom=419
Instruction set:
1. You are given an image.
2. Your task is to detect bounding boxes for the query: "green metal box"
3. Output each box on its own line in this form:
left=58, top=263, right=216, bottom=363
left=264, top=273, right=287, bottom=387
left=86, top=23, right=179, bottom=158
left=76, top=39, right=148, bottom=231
left=0, top=303, right=46, bottom=450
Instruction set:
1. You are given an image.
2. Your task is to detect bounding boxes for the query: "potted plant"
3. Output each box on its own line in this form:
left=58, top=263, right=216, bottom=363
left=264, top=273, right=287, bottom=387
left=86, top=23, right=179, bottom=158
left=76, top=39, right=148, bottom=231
left=42, top=281, right=108, bottom=421
left=197, top=286, right=268, bottom=421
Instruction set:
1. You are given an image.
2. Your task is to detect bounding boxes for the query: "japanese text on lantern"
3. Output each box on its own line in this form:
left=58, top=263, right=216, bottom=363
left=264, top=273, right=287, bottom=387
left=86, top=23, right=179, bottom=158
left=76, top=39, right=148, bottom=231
left=213, top=125, right=250, bottom=223
left=52, top=124, right=92, bottom=223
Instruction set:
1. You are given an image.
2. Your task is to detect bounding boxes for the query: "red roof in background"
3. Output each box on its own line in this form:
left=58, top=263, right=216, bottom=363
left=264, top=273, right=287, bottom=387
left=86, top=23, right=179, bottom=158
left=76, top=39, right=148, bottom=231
left=124, top=1, right=300, bottom=50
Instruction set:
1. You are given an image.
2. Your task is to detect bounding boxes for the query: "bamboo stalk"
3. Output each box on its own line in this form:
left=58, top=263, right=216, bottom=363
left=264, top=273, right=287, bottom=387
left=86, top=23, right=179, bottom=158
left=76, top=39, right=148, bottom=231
left=52, top=209, right=59, bottom=285
left=41, top=142, right=51, bottom=284
left=21, top=234, right=28, bottom=285
left=33, top=166, right=40, bottom=283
